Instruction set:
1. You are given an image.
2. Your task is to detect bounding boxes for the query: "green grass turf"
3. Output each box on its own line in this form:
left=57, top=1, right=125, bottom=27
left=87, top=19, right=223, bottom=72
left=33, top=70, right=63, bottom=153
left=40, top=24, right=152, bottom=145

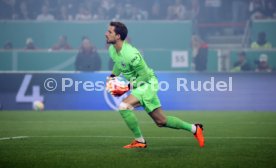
left=0, top=111, right=275, bottom=168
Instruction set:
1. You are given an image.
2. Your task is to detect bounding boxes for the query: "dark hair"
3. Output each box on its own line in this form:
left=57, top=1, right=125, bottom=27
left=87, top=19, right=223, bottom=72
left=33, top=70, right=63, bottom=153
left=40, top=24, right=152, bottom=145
left=61, top=35, right=67, bottom=40
left=82, top=36, right=89, bottom=41
left=4, top=41, right=13, bottom=49
left=239, top=51, right=246, bottom=57
left=258, top=31, right=266, bottom=37
left=110, top=21, right=128, bottom=40
left=257, top=31, right=267, bottom=45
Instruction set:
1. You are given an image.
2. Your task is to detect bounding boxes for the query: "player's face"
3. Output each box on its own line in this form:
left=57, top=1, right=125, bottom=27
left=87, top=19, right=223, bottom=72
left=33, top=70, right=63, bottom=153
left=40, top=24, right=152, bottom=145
left=105, top=26, right=119, bottom=44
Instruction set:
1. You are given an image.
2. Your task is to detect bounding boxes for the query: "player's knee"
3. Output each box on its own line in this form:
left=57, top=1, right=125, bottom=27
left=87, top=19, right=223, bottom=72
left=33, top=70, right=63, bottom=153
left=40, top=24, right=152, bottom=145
left=118, top=102, right=134, bottom=111
left=155, top=119, right=166, bottom=127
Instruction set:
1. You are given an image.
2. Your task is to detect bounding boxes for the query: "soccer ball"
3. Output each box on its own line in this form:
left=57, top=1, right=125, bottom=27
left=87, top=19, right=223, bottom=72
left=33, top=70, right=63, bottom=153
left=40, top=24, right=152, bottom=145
left=33, top=101, right=44, bottom=111
left=106, top=76, right=130, bottom=96
left=115, top=76, right=129, bottom=86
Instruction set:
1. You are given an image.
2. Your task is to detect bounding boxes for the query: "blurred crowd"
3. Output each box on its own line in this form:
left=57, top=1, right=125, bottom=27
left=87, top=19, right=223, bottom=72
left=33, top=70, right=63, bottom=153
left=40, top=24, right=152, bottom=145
left=0, top=0, right=276, bottom=21
left=231, top=51, right=273, bottom=72
left=1, top=0, right=275, bottom=72
left=231, top=31, right=273, bottom=72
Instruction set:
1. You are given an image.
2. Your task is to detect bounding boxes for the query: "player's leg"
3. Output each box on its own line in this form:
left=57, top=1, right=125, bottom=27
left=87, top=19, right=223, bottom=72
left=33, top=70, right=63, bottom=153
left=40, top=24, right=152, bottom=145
left=120, top=78, right=161, bottom=149
left=148, top=107, right=204, bottom=147
left=149, top=107, right=195, bottom=131
left=140, top=77, right=205, bottom=147
left=118, top=94, right=147, bottom=148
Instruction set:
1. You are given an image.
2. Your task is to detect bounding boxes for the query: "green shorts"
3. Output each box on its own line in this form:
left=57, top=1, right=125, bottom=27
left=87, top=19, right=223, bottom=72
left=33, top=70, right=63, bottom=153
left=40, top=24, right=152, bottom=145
left=131, top=77, right=161, bottom=113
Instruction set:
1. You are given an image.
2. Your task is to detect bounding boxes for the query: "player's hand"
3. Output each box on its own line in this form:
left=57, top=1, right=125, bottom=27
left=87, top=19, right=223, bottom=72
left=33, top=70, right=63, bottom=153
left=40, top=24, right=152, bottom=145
left=110, top=88, right=129, bottom=97
left=107, top=82, right=129, bottom=97
left=106, top=76, right=130, bottom=97
left=106, top=74, right=116, bottom=83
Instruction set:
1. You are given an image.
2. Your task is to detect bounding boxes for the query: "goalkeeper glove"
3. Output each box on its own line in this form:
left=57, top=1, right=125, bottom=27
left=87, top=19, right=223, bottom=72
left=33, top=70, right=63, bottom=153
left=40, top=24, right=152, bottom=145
left=106, top=75, right=130, bottom=97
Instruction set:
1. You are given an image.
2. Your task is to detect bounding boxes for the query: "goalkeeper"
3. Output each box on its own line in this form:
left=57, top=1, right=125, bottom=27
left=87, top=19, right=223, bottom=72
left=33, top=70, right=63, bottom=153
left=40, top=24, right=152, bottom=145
left=105, top=21, right=204, bottom=149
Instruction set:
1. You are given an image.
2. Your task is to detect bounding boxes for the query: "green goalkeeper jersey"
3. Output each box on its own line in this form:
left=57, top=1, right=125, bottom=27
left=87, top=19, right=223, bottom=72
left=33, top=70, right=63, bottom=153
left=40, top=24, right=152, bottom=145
left=109, top=41, right=155, bottom=88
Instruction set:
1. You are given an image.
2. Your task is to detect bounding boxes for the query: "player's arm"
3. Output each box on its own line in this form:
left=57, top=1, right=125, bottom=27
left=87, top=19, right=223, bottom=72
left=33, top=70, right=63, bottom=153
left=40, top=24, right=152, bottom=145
left=129, top=54, right=151, bottom=88
left=106, top=62, right=128, bottom=97
left=106, top=70, right=129, bottom=97
left=108, top=45, right=121, bottom=77
left=111, top=63, right=121, bottom=77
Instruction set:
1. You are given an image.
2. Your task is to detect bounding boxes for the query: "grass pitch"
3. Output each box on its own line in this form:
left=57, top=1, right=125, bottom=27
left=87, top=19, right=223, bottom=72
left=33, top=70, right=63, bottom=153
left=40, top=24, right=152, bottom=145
left=0, top=111, right=275, bottom=168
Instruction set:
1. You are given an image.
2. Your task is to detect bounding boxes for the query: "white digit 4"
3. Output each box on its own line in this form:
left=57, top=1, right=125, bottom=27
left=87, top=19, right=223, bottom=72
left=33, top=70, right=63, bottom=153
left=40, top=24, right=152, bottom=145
left=16, top=74, right=44, bottom=103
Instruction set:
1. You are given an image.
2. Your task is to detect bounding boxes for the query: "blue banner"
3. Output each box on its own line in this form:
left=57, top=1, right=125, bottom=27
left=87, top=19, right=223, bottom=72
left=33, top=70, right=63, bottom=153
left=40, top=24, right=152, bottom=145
left=0, top=72, right=275, bottom=111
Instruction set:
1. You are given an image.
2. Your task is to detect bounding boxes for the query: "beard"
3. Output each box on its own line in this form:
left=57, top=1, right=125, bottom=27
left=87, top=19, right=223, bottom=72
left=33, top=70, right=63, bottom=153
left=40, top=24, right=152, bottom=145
left=106, top=39, right=116, bottom=44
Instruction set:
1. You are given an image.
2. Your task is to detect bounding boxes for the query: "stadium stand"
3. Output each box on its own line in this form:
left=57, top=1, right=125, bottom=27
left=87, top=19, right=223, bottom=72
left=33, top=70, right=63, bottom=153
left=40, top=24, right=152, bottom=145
left=0, top=0, right=275, bottom=72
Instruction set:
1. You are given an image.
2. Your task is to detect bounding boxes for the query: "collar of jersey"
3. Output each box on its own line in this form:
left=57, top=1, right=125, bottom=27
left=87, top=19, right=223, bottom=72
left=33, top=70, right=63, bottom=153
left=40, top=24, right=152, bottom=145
left=116, top=41, right=128, bottom=55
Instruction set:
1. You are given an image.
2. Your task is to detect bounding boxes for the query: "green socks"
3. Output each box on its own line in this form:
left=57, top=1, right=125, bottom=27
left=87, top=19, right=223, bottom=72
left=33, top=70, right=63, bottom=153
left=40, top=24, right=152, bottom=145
left=119, top=111, right=195, bottom=139
left=119, top=110, right=143, bottom=138
left=165, top=116, right=193, bottom=132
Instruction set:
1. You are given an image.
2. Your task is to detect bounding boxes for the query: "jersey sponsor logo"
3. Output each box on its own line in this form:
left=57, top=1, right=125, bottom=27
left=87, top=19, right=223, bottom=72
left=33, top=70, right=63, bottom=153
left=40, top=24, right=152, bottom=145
left=131, top=55, right=140, bottom=66
left=121, top=61, right=126, bottom=68
left=131, top=56, right=138, bottom=63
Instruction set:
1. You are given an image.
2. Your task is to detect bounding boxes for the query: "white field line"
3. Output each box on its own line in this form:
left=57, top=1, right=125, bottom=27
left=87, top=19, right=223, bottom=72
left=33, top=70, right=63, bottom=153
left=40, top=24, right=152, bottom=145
left=0, top=136, right=29, bottom=141
left=1, top=121, right=276, bottom=125
left=1, top=136, right=276, bottom=141
left=30, top=136, right=276, bottom=140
